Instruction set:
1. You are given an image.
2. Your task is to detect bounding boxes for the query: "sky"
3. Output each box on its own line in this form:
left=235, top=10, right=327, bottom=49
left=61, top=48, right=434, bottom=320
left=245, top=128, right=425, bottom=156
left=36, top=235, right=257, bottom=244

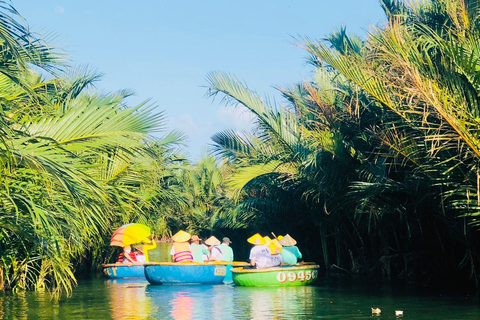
left=14, top=0, right=386, bottom=161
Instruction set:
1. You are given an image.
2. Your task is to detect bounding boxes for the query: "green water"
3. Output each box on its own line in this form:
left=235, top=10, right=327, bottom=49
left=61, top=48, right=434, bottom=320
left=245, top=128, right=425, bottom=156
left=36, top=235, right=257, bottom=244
left=0, top=244, right=479, bottom=319
left=1, top=278, right=479, bottom=319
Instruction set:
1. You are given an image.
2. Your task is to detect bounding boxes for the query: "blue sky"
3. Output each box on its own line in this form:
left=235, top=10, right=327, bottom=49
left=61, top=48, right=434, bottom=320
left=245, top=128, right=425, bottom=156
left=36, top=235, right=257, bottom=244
left=14, top=1, right=385, bottom=161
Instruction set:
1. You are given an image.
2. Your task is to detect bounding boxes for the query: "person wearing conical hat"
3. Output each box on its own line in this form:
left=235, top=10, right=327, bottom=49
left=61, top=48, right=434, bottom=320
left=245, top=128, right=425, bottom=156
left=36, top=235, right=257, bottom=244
left=269, top=238, right=283, bottom=267
left=278, top=234, right=302, bottom=264
left=205, top=236, right=223, bottom=261
left=190, top=235, right=209, bottom=263
left=248, top=233, right=272, bottom=268
left=170, top=230, right=194, bottom=262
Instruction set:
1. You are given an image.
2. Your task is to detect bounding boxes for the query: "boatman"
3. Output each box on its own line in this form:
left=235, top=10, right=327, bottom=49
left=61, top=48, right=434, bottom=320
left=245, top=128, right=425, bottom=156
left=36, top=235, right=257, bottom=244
left=247, top=233, right=271, bottom=268
left=170, top=230, right=194, bottom=262
left=218, top=237, right=234, bottom=262
left=278, top=234, right=302, bottom=264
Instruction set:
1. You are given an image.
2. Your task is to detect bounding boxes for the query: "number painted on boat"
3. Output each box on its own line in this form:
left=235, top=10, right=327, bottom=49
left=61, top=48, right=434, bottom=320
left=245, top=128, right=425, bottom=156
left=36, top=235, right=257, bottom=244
left=104, top=267, right=117, bottom=276
left=287, top=271, right=297, bottom=282
left=214, top=266, right=226, bottom=276
left=298, top=270, right=305, bottom=282
left=276, top=269, right=318, bottom=283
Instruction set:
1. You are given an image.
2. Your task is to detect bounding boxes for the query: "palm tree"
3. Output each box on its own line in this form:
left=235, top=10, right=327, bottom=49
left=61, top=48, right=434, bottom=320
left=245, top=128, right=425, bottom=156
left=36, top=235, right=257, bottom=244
left=208, top=0, right=480, bottom=288
left=0, top=2, right=185, bottom=297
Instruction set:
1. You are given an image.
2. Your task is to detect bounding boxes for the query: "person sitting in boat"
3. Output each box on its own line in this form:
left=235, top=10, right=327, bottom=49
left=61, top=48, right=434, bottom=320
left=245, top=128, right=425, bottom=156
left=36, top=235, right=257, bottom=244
left=201, top=240, right=209, bottom=261
left=170, top=230, right=194, bottom=263
left=134, top=246, right=146, bottom=263
left=269, top=238, right=283, bottom=267
left=278, top=234, right=302, bottom=264
left=247, top=233, right=271, bottom=268
left=135, top=233, right=157, bottom=263
left=190, top=235, right=209, bottom=263
left=218, top=237, right=234, bottom=262
left=118, top=245, right=137, bottom=264
left=205, top=236, right=223, bottom=261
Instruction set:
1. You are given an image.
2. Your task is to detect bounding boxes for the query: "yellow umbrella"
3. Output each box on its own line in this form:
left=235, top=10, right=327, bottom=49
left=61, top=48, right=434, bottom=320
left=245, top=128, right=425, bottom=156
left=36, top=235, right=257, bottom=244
left=110, top=223, right=151, bottom=247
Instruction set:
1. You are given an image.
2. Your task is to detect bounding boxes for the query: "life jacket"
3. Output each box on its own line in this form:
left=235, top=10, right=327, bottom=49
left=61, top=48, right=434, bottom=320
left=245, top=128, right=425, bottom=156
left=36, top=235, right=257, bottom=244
left=173, top=242, right=193, bottom=262
left=118, top=251, right=137, bottom=263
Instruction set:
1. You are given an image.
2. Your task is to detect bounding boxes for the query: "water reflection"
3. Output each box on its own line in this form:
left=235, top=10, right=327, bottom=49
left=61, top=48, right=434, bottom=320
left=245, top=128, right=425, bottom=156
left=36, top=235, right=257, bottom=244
left=234, top=286, right=317, bottom=319
left=170, top=292, right=194, bottom=319
left=1, top=278, right=480, bottom=319
left=105, top=278, right=152, bottom=320
left=0, top=292, right=28, bottom=320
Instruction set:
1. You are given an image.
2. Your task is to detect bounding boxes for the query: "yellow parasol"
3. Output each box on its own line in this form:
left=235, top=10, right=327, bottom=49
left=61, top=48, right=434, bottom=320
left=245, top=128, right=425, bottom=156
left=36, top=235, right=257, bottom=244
left=110, top=223, right=151, bottom=247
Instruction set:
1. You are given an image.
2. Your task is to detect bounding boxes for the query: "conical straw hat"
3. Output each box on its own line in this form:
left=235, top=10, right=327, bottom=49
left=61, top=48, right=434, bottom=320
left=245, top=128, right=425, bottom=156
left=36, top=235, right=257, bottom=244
left=269, top=239, right=282, bottom=254
left=204, top=236, right=221, bottom=246
left=263, top=236, right=272, bottom=246
left=172, top=230, right=191, bottom=242
left=272, top=238, right=282, bottom=248
left=247, top=233, right=267, bottom=245
left=269, top=243, right=282, bottom=254
left=278, top=234, right=297, bottom=246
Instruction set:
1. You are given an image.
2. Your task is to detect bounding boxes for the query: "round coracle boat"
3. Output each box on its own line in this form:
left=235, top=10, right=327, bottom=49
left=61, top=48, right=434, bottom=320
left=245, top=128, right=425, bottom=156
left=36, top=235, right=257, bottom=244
left=231, top=264, right=320, bottom=287
left=144, top=261, right=249, bottom=285
left=102, top=263, right=147, bottom=279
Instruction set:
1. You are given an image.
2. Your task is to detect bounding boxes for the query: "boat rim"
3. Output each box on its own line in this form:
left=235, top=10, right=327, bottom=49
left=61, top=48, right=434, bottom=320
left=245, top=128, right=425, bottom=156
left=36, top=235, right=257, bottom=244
left=102, top=263, right=148, bottom=267
left=144, top=261, right=249, bottom=266
left=230, top=264, right=320, bottom=274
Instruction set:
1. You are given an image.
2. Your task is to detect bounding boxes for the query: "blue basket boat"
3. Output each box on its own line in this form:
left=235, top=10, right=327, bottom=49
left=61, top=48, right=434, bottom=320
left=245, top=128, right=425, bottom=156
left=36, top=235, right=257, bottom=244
left=144, top=262, right=249, bottom=285
left=103, top=263, right=146, bottom=279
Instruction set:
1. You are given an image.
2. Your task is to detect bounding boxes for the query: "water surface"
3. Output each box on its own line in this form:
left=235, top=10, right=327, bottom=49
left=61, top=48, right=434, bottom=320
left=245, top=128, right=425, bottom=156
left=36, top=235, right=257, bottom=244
left=1, top=277, right=479, bottom=319
left=1, top=244, right=479, bottom=319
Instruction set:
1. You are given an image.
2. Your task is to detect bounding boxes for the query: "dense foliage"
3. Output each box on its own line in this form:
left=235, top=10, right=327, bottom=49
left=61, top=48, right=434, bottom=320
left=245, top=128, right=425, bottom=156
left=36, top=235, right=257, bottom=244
left=208, top=0, right=480, bottom=290
left=0, top=2, right=238, bottom=298
left=3, top=0, right=480, bottom=299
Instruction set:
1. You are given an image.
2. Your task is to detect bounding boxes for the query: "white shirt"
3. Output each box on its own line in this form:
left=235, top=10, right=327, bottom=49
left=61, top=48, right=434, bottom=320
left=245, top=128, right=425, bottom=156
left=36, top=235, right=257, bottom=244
left=210, top=246, right=223, bottom=260
left=249, top=245, right=272, bottom=268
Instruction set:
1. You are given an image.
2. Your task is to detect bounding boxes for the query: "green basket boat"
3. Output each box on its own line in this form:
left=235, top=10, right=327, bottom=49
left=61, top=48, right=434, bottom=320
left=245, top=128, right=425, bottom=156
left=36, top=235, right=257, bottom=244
left=231, top=264, right=320, bottom=287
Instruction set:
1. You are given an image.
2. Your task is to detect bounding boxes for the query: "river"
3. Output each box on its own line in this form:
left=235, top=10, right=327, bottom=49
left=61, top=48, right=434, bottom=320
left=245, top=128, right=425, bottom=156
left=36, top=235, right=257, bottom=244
left=0, top=244, right=479, bottom=319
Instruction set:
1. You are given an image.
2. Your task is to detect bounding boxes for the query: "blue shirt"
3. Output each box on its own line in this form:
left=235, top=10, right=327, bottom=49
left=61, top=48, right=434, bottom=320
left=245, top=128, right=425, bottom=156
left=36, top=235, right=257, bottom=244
left=280, top=249, right=298, bottom=264
left=218, top=244, right=234, bottom=261
left=282, top=246, right=302, bottom=264
left=191, top=243, right=209, bottom=263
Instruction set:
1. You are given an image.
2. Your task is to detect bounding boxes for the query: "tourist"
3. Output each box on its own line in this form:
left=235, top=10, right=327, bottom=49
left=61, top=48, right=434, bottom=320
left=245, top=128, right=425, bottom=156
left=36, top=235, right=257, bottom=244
left=118, top=245, right=137, bottom=264
left=218, top=237, right=234, bottom=262
left=136, top=233, right=156, bottom=263
left=201, top=240, right=209, bottom=261
left=135, top=246, right=146, bottom=263
left=269, top=238, right=283, bottom=267
left=278, top=234, right=302, bottom=264
left=170, top=230, right=194, bottom=262
left=247, top=233, right=271, bottom=268
left=190, top=235, right=209, bottom=263
left=204, top=236, right=223, bottom=261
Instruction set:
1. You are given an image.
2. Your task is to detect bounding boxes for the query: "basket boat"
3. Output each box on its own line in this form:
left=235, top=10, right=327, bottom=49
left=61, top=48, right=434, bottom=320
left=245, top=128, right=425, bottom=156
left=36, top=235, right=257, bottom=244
left=102, top=263, right=146, bottom=279
left=144, top=261, right=249, bottom=285
left=231, top=264, right=320, bottom=287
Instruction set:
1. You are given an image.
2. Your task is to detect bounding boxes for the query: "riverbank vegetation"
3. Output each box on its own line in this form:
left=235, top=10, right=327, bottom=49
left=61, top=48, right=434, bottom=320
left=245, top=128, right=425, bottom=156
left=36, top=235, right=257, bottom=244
left=1, top=0, right=480, bottom=299
left=208, top=0, right=480, bottom=291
